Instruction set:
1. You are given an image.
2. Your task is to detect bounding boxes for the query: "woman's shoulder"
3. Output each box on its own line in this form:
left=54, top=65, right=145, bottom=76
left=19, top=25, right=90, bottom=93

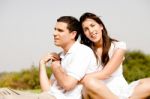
left=111, top=41, right=127, bottom=50
left=108, top=41, right=127, bottom=58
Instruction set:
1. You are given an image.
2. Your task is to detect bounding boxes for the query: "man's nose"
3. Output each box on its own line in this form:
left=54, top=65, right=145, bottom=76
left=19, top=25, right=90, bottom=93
left=53, top=31, right=58, bottom=36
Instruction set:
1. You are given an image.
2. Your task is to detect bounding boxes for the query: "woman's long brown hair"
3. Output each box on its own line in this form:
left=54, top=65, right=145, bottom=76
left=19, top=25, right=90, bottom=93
left=80, top=12, right=117, bottom=66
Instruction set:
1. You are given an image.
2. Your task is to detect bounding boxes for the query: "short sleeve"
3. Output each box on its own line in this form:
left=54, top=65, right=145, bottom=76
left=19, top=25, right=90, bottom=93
left=114, top=41, right=127, bottom=50
left=109, top=41, right=127, bottom=59
left=65, top=47, right=96, bottom=81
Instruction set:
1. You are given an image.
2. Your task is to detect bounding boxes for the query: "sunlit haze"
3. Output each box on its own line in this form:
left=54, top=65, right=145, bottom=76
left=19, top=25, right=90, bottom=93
left=0, top=0, right=150, bottom=72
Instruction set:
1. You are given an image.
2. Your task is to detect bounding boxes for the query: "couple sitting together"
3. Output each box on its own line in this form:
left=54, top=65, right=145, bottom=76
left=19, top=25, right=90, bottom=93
left=0, top=12, right=150, bottom=99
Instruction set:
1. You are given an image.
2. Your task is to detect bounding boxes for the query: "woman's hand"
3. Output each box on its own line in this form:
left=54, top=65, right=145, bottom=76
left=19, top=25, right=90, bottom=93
left=80, top=74, right=94, bottom=84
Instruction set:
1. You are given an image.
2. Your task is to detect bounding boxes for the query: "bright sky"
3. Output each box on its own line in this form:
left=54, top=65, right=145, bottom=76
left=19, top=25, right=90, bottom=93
left=0, top=0, right=150, bottom=72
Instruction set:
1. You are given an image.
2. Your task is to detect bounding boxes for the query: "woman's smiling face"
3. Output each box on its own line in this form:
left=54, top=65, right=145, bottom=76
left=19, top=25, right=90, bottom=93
left=82, top=18, right=103, bottom=44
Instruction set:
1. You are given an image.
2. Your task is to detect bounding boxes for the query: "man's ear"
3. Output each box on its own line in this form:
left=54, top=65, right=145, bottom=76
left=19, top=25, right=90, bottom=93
left=71, top=31, right=77, bottom=40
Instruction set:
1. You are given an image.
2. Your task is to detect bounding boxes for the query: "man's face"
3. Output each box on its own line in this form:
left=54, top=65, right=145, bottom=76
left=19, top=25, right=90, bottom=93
left=53, top=22, right=73, bottom=48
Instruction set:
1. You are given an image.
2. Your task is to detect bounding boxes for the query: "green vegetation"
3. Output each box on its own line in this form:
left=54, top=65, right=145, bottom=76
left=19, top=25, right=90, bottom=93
left=123, top=51, right=150, bottom=83
left=0, top=50, right=150, bottom=90
left=0, top=66, right=52, bottom=90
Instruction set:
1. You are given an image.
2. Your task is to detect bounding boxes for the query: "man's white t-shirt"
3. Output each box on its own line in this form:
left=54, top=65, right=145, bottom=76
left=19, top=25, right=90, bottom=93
left=49, top=41, right=98, bottom=99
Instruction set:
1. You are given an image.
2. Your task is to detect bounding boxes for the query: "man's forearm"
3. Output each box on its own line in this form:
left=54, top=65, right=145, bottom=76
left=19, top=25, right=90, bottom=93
left=51, top=66, right=77, bottom=91
left=39, top=62, right=51, bottom=92
left=51, top=66, right=67, bottom=87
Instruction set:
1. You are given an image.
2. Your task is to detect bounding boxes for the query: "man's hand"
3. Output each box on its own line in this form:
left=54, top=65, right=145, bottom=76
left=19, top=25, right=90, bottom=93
left=40, top=52, right=60, bottom=65
left=51, top=60, right=61, bottom=69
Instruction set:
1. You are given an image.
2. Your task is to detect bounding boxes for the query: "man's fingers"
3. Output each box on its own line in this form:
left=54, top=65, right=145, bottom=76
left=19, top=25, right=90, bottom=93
left=50, top=52, right=60, bottom=60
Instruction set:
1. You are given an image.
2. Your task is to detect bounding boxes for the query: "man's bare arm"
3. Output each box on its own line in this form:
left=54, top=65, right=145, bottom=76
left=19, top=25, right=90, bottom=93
left=39, top=61, right=51, bottom=92
left=39, top=52, right=60, bottom=92
left=51, top=61, right=78, bottom=91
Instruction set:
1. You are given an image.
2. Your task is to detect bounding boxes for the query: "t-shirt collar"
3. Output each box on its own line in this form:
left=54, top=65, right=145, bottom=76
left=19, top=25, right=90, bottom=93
left=60, top=41, right=79, bottom=59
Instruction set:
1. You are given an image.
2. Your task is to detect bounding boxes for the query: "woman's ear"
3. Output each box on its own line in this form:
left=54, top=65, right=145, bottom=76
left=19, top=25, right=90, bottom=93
left=100, top=24, right=103, bottom=30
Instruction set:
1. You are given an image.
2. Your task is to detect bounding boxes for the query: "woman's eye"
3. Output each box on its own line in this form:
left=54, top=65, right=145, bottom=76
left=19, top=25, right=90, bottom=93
left=91, top=24, right=95, bottom=27
left=84, top=28, right=88, bottom=32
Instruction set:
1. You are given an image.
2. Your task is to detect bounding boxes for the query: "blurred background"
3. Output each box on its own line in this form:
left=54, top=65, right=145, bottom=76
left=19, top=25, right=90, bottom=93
left=0, top=0, right=150, bottom=91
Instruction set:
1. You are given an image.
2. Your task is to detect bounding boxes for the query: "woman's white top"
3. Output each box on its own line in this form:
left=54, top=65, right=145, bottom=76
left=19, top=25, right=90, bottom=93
left=97, top=41, right=139, bottom=99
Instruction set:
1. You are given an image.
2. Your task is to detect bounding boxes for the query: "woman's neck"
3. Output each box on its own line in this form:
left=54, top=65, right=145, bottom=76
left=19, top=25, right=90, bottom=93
left=93, top=39, right=103, bottom=57
left=94, top=39, right=103, bottom=49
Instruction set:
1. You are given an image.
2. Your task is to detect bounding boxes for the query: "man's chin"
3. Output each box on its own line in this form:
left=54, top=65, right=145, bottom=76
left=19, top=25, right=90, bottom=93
left=54, top=43, right=60, bottom=47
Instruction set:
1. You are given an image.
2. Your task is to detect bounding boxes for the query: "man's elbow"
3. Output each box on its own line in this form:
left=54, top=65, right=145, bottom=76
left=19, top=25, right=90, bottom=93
left=63, top=82, right=76, bottom=91
left=40, top=82, right=51, bottom=92
left=41, top=87, right=50, bottom=92
left=60, top=76, right=78, bottom=91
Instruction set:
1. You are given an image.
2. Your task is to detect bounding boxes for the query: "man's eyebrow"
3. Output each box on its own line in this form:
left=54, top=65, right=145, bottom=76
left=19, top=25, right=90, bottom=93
left=57, top=28, right=64, bottom=32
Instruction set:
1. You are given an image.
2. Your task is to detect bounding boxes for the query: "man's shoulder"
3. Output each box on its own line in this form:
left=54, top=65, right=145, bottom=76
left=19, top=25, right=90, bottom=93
left=74, top=43, right=95, bottom=57
left=77, top=43, right=93, bottom=51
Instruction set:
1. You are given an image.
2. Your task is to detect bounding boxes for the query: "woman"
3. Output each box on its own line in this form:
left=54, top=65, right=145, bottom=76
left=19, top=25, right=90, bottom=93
left=79, top=12, right=150, bottom=99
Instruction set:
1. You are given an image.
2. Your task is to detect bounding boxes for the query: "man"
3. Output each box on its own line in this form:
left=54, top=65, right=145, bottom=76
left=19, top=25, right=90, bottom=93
left=39, top=16, right=97, bottom=99
left=0, top=16, right=97, bottom=99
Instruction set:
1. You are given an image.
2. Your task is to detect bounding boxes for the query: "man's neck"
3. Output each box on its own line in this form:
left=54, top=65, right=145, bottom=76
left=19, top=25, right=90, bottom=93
left=63, top=41, right=76, bottom=53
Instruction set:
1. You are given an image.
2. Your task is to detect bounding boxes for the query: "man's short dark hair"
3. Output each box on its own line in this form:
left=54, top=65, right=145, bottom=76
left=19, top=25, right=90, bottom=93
left=57, top=16, right=81, bottom=40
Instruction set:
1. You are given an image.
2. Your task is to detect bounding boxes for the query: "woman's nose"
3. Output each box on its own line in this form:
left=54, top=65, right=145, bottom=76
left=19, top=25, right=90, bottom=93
left=89, top=28, right=94, bottom=34
left=89, top=27, right=94, bottom=33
